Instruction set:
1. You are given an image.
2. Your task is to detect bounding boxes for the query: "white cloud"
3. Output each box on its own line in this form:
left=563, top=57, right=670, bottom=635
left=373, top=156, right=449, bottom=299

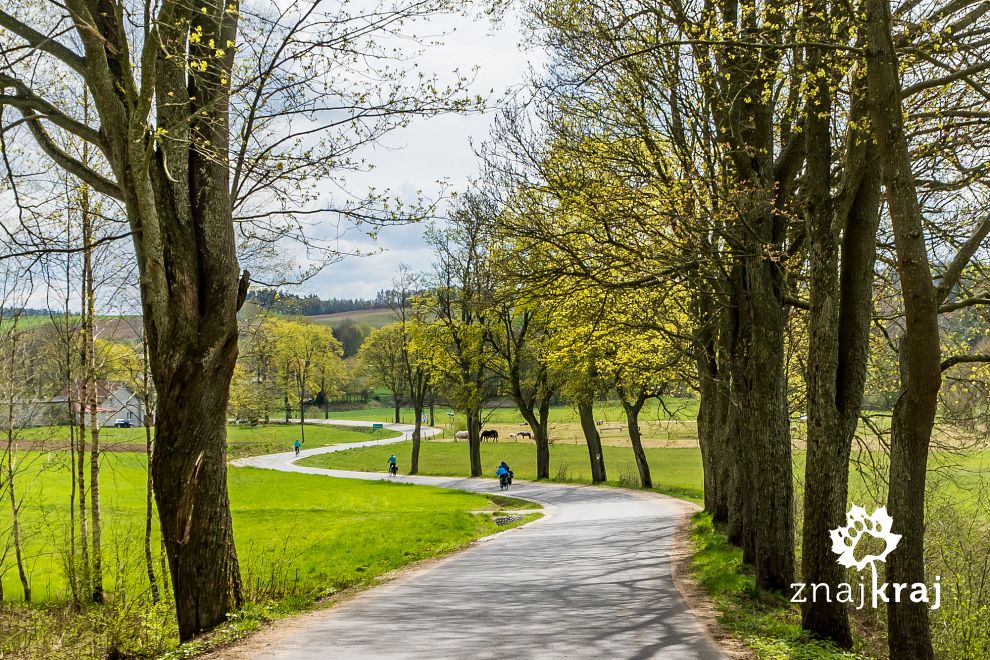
left=299, top=8, right=536, bottom=299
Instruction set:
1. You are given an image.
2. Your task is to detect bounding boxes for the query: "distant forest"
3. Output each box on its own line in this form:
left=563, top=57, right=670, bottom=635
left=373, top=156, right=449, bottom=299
left=0, top=307, right=52, bottom=317
left=247, top=289, right=391, bottom=316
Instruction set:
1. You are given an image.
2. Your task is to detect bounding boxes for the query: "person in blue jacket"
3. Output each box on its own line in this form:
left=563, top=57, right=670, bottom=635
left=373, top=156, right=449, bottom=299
left=496, top=462, right=511, bottom=488
left=294, top=439, right=302, bottom=456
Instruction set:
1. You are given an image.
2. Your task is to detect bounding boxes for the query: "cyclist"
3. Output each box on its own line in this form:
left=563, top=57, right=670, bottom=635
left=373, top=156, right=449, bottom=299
left=496, top=463, right=510, bottom=490
left=294, top=439, right=302, bottom=456
left=387, top=453, right=398, bottom=476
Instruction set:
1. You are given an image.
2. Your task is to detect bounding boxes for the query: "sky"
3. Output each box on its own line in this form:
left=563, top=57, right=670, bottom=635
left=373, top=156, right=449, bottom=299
left=296, top=8, right=536, bottom=300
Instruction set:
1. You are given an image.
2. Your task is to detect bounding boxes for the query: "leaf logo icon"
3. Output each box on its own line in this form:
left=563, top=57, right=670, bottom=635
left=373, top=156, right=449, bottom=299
left=829, top=505, right=901, bottom=572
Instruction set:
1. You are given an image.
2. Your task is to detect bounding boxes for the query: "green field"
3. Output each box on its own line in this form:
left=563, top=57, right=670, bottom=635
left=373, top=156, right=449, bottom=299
left=300, top=440, right=707, bottom=502
left=16, top=423, right=400, bottom=460
left=0, top=451, right=524, bottom=607
left=300, top=439, right=990, bottom=512
left=327, top=398, right=701, bottom=426
left=305, top=308, right=398, bottom=329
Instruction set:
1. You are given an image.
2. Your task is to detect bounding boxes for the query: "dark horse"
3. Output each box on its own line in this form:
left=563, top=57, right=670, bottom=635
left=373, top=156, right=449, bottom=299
left=481, top=429, right=499, bottom=442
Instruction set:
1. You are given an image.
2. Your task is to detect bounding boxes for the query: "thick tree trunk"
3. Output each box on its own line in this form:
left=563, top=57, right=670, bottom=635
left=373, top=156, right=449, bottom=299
left=723, top=299, right=756, bottom=563
left=696, top=314, right=725, bottom=518
left=151, top=342, right=243, bottom=641
left=577, top=401, right=606, bottom=483
left=466, top=409, right=482, bottom=477
left=394, top=398, right=401, bottom=424
left=411, top=405, right=422, bottom=474
left=801, top=67, right=880, bottom=645
left=865, top=1, right=942, bottom=655
left=750, top=282, right=794, bottom=592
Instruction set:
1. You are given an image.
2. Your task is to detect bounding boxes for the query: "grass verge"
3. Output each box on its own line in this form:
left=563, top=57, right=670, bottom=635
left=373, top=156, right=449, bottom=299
left=689, top=512, right=865, bottom=659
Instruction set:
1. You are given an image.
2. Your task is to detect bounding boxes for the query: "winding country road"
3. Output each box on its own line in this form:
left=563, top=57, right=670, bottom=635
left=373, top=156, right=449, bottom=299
left=227, top=419, right=726, bottom=659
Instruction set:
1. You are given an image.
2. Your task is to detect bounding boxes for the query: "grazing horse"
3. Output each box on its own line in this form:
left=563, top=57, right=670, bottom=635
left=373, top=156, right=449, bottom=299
left=517, top=431, right=533, bottom=440
left=480, top=429, right=499, bottom=442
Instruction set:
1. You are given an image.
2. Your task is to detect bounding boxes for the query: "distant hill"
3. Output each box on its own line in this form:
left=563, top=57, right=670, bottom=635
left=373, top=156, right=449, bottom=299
left=246, top=289, right=389, bottom=316
left=306, top=308, right=398, bottom=329
left=1, top=314, right=144, bottom=341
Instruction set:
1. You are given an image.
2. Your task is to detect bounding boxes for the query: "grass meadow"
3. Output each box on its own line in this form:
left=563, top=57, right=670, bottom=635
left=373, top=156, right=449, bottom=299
left=17, top=423, right=401, bottom=460
left=0, top=453, right=525, bottom=604
left=301, top=438, right=990, bottom=514
left=0, top=430, right=539, bottom=657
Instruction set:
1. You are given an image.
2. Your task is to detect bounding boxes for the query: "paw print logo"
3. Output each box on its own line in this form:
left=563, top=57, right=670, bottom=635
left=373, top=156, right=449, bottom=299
left=829, top=505, right=901, bottom=572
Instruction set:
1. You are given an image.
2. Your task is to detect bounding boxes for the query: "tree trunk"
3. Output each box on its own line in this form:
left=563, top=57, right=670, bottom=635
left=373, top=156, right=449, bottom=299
left=63, top=257, right=79, bottom=605
left=88, top=390, right=103, bottom=604
left=577, top=401, right=606, bottom=483
left=515, top=398, right=551, bottom=480
left=695, top=300, right=724, bottom=517
left=535, top=398, right=551, bottom=480
left=394, top=397, right=401, bottom=424
left=617, top=385, right=651, bottom=488
left=5, top=369, right=30, bottom=603
left=322, top=376, right=329, bottom=419
left=467, top=409, right=482, bottom=477
left=411, top=405, right=422, bottom=474
left=81, top=162, right=104, bottom=605
left=865, top=1, right=942, bottom=655
left=68, top=408, right=79, bottom=605
left=143, top=341, right=159, bottom=602
left=76, top=378, right=90, bottom=599
left=800, top=63, right=880, bottom=645
left=622, top=398, right=652, bottom=489
left=6, top=441, right=31, bottom=603
left=428, top=402, right=435, bottom=427
left=145, top=413, right=159, bottom=602
left=734, top=251, right=794, bottom=592
left=299, top=386, right=306, bottom=445
left=151, top=347, right=243, bottom=641
left=722, top=297, right=756, bottom=563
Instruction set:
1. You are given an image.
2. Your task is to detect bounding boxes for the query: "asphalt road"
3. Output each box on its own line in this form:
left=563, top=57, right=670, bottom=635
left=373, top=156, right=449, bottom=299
left=229, top=420, right=726, bottom=660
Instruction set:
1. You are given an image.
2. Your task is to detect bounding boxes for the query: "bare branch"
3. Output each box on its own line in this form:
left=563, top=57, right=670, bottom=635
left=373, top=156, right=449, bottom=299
left=0, top=9, right=86, bottom=74
left=22, top=112, right=122, bottom=199
left=941, top=354, right=990, bottom=371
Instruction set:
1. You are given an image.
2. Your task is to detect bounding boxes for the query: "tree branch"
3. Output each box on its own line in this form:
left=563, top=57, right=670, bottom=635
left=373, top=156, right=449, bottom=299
left=902, top=60, right=990, bottom=97
left=22, top=112, right=122, bottom=199
left=934, top=214, right=990, bottom=303
left=0, top=75, right=102, bottom=146
left=0, top=9, right=87, bottom=75
left=941, top=354, right=990, bottom=372
left=938, top=296, right=990, bottom=313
